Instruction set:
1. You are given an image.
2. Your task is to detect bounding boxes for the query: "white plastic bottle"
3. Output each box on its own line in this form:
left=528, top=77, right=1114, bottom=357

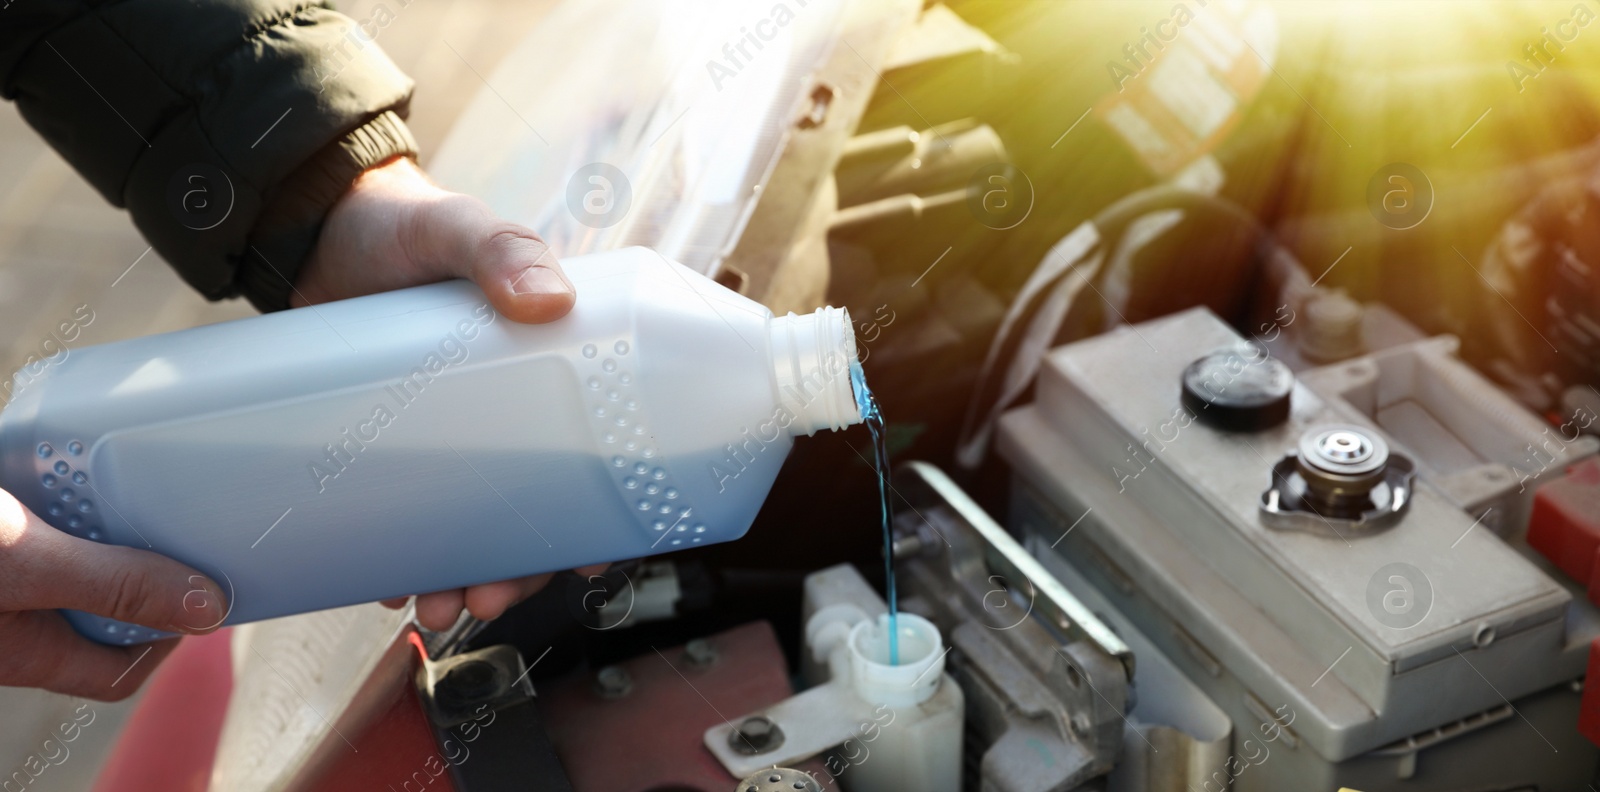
left=0, top=247, right=863, bottom=644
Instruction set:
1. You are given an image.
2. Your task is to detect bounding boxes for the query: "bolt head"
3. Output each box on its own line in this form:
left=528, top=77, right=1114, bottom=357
left=683, top=638, right=717, bottom=668
left=730, top=715, right=784, bottom=755
left=740, top=717, right=773, bottom=739
left=594, top=665, right=632, bottom=699
left=438, top=659, right=501, bottom=704
left=1070, top=713, right=1092, bottom=740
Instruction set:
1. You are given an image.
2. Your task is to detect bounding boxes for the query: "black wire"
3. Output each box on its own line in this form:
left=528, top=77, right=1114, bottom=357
left=960, top=186, right=1295, bottom=459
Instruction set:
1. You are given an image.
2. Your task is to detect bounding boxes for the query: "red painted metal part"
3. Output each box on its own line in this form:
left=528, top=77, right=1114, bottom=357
left=95, top=620, right=822, bottom=789
left=91, top=629, right=234, bottom=792
left=540, top=621, right=825, bottom=792
left=1527, top=458, right=1600, bottom=595
left=301, top=631, right=458, bottom=792
left=1581, top=637, right=1600, bottom=748
left=1528, top=458, right=1600, bottom=748
left=93, top=626, right=455, bottom=792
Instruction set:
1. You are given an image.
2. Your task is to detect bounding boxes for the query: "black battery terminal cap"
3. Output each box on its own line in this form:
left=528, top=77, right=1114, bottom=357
left=1180, top=346, right=1294, bottom=431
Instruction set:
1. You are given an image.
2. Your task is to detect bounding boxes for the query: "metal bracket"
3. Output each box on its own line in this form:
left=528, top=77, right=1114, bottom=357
left=892, top=461, right=1132, bottom=791
left=894, top=461, right=1132, bottom=676
left=417, top=644, right=573, bottom=792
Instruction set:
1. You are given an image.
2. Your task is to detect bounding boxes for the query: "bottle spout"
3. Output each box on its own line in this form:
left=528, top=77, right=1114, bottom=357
left=769, top=306, right=864, bottom=436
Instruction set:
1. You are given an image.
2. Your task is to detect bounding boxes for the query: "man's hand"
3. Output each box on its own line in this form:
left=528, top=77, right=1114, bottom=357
left=291, top=156, right=575, bottom=323
left=295, top=156, right=587, bottom=631
left=0, top=490, right=227, bottom=701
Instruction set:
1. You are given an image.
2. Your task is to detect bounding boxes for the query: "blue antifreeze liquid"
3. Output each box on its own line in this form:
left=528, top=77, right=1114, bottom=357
left=851, top=360, right=899, bottom=666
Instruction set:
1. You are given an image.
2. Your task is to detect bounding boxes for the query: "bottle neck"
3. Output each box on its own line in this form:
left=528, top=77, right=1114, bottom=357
left=768, top=306, right=863, bottom=436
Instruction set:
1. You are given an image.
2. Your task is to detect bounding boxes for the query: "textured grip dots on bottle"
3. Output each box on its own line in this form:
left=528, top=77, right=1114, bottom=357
left=102, top=620, right=160, bottom=645
left=577, top=339, right=704, bottom=544
left=33, top=441, right=102, bottom=541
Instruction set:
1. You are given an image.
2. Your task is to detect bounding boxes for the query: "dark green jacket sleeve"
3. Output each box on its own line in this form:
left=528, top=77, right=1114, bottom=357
left=0, top=0, right=420, bottom=311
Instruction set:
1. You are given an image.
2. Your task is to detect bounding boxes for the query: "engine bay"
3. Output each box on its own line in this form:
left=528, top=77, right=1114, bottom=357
left=80, top=1, right=1600, bottom=790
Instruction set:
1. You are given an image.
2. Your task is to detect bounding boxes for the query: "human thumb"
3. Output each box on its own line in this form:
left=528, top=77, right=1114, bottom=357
left=2, top=500, right=228, bottom=634
left=422, top=196, right=576, bottom=324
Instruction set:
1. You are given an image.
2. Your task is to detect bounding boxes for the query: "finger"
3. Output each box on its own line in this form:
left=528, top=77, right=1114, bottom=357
left=380, top=597, right=411, bottom=610
left=414, top=588, right=466, bottom=632
left=0, top=495, right=227, bottom=634
left=0, top=612, right=180, bottom=701
left=463, top=573, right=552, bottom=623
left=421, top=195, right=575, bottom=325
left=575, top=563, right=610, bottom=577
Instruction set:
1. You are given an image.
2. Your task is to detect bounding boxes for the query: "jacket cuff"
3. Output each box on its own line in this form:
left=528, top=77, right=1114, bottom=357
left=235, top=110, right=419, bottom=312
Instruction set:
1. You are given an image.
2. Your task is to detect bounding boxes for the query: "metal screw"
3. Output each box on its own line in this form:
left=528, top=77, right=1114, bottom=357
left=797, top=84, right=834, bottom=129
left=729, top=715, right=784, bottom=755
left=1069, top=713, right=1092, bottom=742
left=684, top=638, right=718, bottom=669
left=594, top=665, right=632, bottom=699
